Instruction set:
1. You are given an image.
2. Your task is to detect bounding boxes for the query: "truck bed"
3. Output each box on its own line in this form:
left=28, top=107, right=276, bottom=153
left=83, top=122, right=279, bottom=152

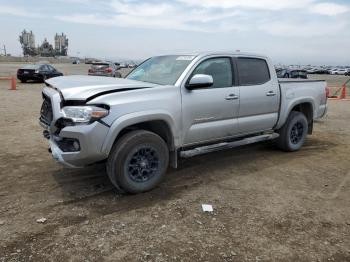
left=275, top=79, right=328, bottom=129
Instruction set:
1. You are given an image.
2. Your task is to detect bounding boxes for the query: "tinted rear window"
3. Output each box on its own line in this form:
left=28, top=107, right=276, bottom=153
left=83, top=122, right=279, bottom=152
left=237, top=58, right=270, bottom=85
left=92, top=63, right=110, bottom=69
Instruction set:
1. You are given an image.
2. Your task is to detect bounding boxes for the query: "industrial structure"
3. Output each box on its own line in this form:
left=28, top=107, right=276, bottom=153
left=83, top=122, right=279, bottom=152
left=19, top=30, right=36, bottom=56
left=19, top=30, right=68, bottom=57
left=54, top=33, right=69, bottom=56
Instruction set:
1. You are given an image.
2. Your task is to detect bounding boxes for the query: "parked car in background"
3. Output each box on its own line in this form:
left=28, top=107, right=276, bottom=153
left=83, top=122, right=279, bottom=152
left=119, top=63, right=128, bottom=68
left=72, top=59, right=80, bottom=64
left=277, top=68, right=308, bottom=79
left=330, top=68, right=347, bottom=75
left=345, top=69, right=350, bottom=76
left=312, top=68, right=329, bottom=74
left=114, top=62, right=121, bottom=70
left=128, top=63, right=137, bottom=68
left=88, top=62, right=122, bottom=78
left=305, top=67, right=317, bottom=74
left=17, top=64, right=63, bottom=83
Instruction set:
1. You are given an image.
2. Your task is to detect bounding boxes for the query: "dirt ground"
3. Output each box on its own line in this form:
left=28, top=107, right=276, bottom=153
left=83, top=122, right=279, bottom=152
left=0, top=63, right=349, bottom=262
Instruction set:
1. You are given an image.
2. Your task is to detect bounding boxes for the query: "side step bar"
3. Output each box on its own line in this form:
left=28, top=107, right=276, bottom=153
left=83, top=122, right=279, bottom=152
left=179, top=133, right=279, bottom=158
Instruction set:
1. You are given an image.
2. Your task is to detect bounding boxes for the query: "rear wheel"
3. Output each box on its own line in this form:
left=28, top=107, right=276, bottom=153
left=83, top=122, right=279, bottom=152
left=20, top=79, right=27, bottom=83
left=107, top=130, right=169, bottom=194
left=276, top=111, right=308, bottom=152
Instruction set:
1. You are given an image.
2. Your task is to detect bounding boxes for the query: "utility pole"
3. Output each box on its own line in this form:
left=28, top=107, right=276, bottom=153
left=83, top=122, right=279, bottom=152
left=3, top=45, right=6, bottom=56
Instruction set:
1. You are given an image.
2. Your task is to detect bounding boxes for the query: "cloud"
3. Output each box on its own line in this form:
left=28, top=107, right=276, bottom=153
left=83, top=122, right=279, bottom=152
left=0, top=5, right=42, bottom=17
left=259, top=20, right=347, bottom=37
left=6, top=0, right=350, bottom=37
left=311, top=3, right=350, bottom=16
left=56, top=0, right=245, bottom=33
left=177, top=0, right=314, bottom=10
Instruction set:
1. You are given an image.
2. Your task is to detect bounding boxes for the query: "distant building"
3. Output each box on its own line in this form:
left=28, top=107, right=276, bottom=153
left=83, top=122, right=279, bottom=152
left=19, top=30, right=69, bottom=57
left=19, top=30, right=37, bottom=56
left=38, top=38, right=54, bottom=57
left=54, top=33, right=68, bottom=56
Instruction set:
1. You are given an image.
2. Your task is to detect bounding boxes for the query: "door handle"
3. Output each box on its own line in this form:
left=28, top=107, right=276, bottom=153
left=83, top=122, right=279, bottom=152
left=266, top=91, right=276, bottom=96
left=225, top=94, right=239, bottom=100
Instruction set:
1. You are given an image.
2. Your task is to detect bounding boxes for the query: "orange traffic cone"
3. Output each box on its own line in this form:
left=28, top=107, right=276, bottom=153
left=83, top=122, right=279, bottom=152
left=340, top=84, right=347, bottom=99
left=10, top=76, right=16, bottom=90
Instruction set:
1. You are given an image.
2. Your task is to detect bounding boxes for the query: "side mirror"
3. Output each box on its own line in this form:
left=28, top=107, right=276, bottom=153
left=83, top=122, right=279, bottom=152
left=186, top=74, right=213, bottom=90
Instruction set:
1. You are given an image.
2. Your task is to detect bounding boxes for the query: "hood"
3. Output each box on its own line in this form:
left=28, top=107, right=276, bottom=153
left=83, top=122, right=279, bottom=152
left=45, top=75, right=159, bottom=101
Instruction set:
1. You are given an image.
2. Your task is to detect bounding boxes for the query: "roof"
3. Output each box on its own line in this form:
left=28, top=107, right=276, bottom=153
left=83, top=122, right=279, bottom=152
left=156, top=51, right=268, bottom=59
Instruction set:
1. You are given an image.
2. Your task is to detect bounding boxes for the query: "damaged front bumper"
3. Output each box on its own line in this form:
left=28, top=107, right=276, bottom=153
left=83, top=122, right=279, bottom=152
left=40, top=87, right=110, bottom=168
left=41, top=120, right=110, bottom=168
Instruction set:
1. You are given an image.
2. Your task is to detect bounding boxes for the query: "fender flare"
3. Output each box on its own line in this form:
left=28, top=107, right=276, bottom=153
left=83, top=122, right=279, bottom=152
left=101, top=110, right=179, bottom=155
left=276, top=97, right=315, bottom=129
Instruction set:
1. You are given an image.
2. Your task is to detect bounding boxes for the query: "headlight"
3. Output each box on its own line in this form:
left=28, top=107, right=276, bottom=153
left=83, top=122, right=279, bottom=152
left=62, top=106, right=109, bottom=123
left=35, top=70, right=39, bottom=73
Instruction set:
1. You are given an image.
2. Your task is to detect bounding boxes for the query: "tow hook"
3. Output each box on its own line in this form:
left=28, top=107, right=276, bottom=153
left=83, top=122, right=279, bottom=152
left=43, top=130, right=50, bottom=140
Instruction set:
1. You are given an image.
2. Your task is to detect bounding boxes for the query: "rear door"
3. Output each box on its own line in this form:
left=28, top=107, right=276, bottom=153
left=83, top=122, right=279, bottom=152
left=181, top=56, right=240, bottom=146
left=236, top=57, right=280, bottom=134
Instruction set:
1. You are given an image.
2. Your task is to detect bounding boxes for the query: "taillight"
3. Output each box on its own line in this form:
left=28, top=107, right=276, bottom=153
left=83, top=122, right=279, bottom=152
left=325, top=86, right=330, bottom=98
left=105, top=68, right=113, bottom=73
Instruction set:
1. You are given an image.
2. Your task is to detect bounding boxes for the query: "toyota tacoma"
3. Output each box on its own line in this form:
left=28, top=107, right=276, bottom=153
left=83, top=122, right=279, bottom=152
left=39, top=52, right=328, bottom=193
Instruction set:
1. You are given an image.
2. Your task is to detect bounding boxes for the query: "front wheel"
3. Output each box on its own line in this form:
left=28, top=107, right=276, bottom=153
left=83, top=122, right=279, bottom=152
left=107, top=130, right=169, bottom=194
left=276, top=111, right=308, bottom=152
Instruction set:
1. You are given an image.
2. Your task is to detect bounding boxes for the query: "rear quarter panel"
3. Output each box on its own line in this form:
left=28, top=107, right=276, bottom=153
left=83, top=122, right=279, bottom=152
left=276, top=80, right=327, bottom=129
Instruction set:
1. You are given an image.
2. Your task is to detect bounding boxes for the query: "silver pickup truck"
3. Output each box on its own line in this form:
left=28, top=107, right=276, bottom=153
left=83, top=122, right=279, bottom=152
left=40, top=52, right=328, bottom=193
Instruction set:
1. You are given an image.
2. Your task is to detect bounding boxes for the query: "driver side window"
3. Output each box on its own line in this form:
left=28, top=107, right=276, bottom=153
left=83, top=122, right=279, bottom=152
left=192, top=57, right=233, bottom=88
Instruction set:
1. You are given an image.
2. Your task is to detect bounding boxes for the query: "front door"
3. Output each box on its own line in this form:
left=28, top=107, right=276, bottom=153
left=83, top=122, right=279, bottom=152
left=181, top=57, right=240, bottom=146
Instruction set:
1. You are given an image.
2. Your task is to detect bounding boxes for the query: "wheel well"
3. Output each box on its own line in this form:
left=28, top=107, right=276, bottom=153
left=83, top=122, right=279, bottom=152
left=115, top=120, right=175, bottom=151
left=113, top=120, right=177, bottom=168
left=291, top=102, right=313, bottom=134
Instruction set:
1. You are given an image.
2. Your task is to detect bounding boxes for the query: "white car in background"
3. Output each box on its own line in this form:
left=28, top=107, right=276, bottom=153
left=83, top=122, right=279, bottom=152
left=330, top=68, right=347, bottom=75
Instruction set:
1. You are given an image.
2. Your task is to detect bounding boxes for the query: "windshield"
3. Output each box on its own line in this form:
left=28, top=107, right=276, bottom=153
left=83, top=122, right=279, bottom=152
left=126, top=55, right=195, bottom=85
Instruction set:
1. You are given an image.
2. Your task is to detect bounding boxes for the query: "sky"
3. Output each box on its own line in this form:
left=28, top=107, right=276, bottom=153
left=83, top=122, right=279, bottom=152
left=0, top=0, right=349, bottom=65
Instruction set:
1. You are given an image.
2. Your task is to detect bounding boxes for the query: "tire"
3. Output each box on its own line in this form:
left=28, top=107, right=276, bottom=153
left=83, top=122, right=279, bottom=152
left=276, top=111, right=308, bottom=152
left=106, top=130, right=169, bottom=194
left=20, top=79, right=27, bottom=83
left=284, top=74, right=290, bottom=78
